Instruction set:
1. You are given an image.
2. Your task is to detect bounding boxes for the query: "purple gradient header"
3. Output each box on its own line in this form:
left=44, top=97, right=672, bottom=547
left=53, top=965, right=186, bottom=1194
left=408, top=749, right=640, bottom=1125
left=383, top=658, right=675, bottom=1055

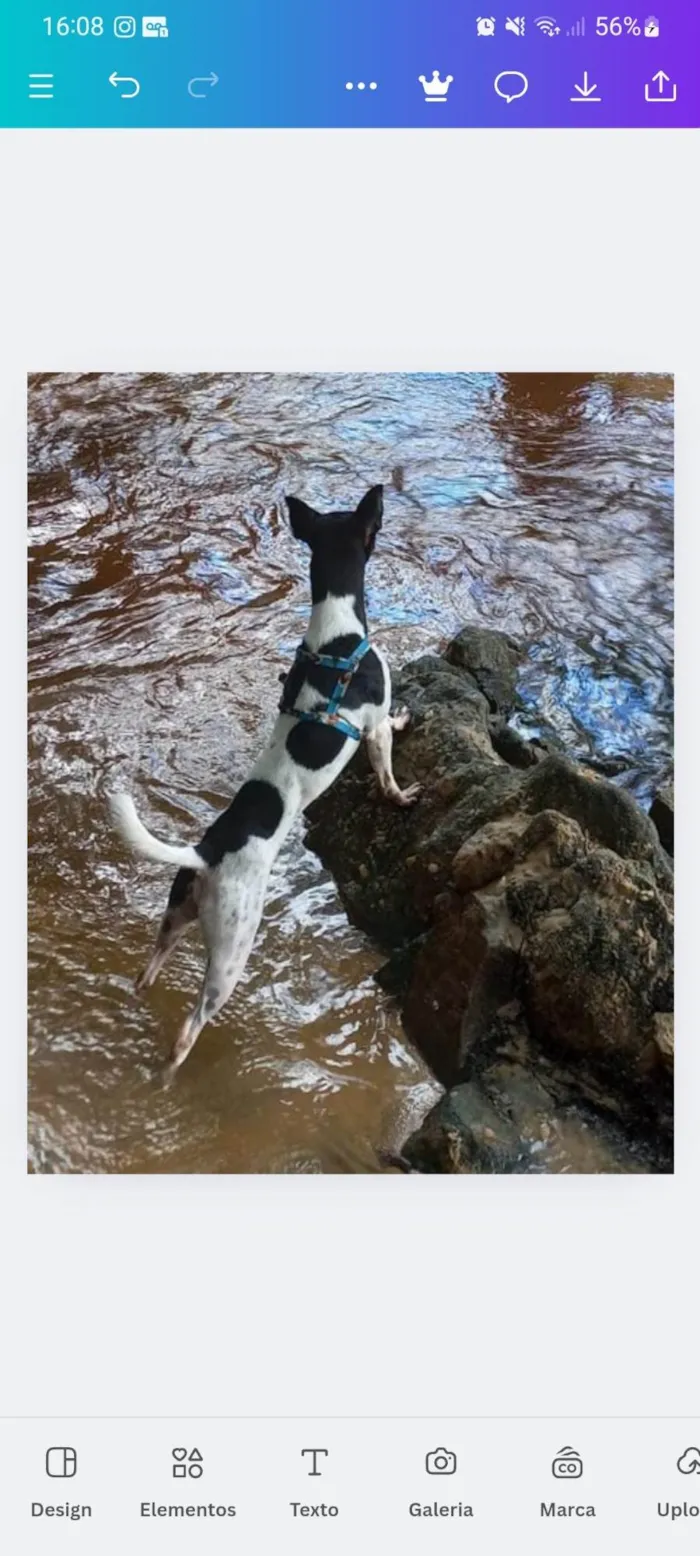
left=2, top=2, right=699, bottom=128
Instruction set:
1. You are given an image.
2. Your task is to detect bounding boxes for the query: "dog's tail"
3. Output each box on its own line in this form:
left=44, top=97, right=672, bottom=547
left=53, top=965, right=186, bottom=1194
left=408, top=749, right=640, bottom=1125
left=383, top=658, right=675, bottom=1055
left=108, top=793, right=208, bottom=873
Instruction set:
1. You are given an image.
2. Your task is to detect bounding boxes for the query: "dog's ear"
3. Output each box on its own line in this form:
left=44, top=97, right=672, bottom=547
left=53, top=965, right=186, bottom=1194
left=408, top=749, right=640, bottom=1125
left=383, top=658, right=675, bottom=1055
left=355, top=484, right=384, bottom=556
left=286, top=495, right=318, bottom=547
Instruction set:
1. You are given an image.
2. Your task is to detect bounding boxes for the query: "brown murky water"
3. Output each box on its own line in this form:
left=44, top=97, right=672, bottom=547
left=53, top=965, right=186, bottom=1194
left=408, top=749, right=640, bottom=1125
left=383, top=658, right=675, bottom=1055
left=28, top=372, right=673, bottom=1173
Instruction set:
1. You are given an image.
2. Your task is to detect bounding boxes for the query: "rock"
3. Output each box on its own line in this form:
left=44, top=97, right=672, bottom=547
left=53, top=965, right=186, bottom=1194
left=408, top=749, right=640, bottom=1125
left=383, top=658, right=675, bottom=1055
left=444, top=625, right=521, bottom=713
left=650, top=781, right=674, bottom=856
left=305, top=627, right=673, bottom=1173
left=402, top=1064, right=662, bottom=1176
left=488, top=718, right=541, bottom=769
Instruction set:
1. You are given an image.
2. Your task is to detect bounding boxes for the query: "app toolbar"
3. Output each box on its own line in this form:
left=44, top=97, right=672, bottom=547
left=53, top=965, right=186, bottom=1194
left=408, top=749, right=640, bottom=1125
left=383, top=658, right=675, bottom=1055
left=2, top=1417, right=700, bottom=1548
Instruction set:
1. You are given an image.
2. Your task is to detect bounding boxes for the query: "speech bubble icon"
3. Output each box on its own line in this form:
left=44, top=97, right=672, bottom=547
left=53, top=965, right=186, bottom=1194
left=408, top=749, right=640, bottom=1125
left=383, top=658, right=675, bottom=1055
left=494, top=70, right=529, bottom=103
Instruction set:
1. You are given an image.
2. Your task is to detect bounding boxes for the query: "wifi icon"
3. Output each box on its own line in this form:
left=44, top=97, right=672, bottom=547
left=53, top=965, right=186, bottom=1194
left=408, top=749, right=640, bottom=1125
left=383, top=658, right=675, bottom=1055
left=535, top=14, right=561, bottom=33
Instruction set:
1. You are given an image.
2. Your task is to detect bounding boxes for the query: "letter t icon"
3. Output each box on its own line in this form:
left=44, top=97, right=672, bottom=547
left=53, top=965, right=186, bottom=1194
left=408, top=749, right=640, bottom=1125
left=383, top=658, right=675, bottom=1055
left=301, top=1448, right=329, bottom=1476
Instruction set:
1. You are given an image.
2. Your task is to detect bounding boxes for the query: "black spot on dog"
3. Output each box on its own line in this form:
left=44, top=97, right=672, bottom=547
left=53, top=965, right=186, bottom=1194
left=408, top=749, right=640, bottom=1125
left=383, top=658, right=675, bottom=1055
left=196, top=780, right=284, bottom=866
left=166, top=867, right=197, bottom=911
left=285, top=720, right=347, bottom=771
left=279, top=643, right=385, bottom=724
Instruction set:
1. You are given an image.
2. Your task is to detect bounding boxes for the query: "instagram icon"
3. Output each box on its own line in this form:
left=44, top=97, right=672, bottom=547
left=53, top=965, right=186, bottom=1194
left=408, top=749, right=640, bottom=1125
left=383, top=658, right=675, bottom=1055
left=113, top=16, right=137, bottom=36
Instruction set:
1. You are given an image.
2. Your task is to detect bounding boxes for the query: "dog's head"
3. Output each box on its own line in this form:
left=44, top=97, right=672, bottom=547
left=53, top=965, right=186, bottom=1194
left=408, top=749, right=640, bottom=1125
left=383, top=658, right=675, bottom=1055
left=285, top=485, right=384, bottom=563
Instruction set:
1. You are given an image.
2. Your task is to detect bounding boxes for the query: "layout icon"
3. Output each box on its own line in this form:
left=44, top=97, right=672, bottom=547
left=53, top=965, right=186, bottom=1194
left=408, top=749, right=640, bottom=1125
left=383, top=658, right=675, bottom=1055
left=46, top=1447, right=77, bottom=1478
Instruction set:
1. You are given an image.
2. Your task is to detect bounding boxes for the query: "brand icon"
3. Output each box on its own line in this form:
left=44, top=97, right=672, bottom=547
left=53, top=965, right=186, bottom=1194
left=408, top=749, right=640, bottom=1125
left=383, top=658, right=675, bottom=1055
left=505, top=17, right=526, bottom=35
left=418, top=70, right=454, bottom=103
left=552, top=1447, right=583, bottom=1479
left=645, top=69, right=677, bottom=103
left=114, top=14, right=137, bottom=35
left=494, top=70, right=529, bottom=102
left=426, top=1447, right=457, bottom=1475
left=644, top=14, right=660, bottom=36
left=476, top=16, right=496, bottom=36
left=535, top=15, right=561, bottom=34
left=142, top=14, right=169, bottom=37
left=677, top=1448, right=700, bottom=1476
left=172, top=1447, right=203, bottom=1479
left=46, top=1447, right=77, bottom=1478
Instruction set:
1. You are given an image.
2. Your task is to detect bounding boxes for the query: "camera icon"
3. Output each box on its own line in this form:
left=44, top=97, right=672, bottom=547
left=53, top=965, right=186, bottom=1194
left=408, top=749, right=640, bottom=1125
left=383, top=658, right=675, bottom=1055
left=114, top=15, right=137, bottom=36
left=552, top=1447, right=583, bottom=1479
left=426, top=1447, right=457, bottom=1475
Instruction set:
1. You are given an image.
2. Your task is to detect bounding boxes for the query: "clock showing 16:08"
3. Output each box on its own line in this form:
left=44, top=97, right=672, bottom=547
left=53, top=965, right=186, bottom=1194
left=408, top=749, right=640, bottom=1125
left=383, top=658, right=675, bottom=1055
left=43, top=17, right=107, bottom=34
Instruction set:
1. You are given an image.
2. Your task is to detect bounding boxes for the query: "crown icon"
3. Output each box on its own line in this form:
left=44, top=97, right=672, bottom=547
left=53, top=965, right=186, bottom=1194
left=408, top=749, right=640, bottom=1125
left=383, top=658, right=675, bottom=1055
left=419, top=70, right=454, bottom=103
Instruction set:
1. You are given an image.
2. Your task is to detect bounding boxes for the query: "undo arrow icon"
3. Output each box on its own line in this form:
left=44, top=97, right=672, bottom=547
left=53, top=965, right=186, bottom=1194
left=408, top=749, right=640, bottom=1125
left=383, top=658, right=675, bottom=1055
left=109, top=72, right=140, bottom=98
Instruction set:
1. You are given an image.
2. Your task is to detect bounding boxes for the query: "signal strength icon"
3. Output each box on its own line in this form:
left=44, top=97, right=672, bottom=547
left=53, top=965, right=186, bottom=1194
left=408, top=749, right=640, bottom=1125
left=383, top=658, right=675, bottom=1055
left=535, top=15, right=561, bottom=34
left=567, top=16, right=586, bottom=35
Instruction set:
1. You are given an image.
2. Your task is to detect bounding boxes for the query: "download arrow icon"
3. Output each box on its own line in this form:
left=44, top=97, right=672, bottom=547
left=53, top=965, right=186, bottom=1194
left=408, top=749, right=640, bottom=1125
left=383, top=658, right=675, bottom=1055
left=571, top=72, right=601, bottom=102
left=109, top=72, right=140, bottom=98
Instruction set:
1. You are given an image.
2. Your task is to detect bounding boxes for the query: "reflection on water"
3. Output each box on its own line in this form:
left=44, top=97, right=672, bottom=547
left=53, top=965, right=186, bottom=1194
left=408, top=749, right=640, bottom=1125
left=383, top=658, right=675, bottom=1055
left=27, top=372, right=673, bottom=1173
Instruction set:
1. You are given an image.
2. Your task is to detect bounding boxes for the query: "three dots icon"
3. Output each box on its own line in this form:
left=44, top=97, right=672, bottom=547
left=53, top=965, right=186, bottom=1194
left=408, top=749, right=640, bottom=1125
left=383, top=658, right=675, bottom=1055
left=345, top=81, right=378, bottom=91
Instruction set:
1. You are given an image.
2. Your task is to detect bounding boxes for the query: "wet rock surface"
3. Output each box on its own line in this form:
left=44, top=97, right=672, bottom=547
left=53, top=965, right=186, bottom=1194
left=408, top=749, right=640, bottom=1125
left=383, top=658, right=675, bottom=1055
left=650, top=780, right=674, bottom=857
left=305, top=627, right=674, bottom=1174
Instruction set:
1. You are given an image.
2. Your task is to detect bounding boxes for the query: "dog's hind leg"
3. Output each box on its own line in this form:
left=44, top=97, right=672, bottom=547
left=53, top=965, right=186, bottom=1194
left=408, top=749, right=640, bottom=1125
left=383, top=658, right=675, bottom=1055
left=366, top=717, right=421, bottom=807
left=135, top=869, right=199, bottom=993
left=165, top=871, right=269, bottom=1073
left=165, top=932, right=257, bottom=1074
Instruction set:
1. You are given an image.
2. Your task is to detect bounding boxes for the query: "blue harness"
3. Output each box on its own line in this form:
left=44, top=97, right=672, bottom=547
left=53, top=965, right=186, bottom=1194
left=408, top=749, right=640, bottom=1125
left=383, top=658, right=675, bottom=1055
left=280, top=637, right=370, bottom=741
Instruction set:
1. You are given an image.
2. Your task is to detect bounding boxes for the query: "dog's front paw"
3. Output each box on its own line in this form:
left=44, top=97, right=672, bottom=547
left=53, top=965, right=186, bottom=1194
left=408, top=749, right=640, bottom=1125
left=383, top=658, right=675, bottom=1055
left=390, top=706, right=411, bottom=732
left=394, top=782, right=422, bottom=807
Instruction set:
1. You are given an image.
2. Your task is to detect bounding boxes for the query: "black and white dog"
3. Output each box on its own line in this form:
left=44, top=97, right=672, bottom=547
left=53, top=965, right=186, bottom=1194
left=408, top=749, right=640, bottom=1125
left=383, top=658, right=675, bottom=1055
left=110, top=485, right=420, bottom=1072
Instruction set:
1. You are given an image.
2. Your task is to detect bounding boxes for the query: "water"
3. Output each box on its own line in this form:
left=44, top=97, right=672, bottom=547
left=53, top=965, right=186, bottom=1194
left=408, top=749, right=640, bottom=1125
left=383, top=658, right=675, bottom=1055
left=27, top=372, right=674, bottom=1173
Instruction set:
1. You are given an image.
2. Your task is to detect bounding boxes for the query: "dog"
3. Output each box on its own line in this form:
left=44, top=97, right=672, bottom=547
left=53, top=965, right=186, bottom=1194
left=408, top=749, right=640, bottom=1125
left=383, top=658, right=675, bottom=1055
left=109, top=484, right=421, bottom=1073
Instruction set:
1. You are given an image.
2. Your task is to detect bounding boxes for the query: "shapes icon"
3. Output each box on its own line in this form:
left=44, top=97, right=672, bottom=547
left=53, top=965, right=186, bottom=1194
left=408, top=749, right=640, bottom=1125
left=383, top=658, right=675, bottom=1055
left=552, top=1447, right=583, bottom=1479
left=172, top=1447, right=203, bottom=1478
left=535, top=16, right=561, bottom=34
left=644, top=15, right=660, bottom=36
left=677, top=1448, right=700, bottom=1475
left=418, top=70, right=453, bottom=102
